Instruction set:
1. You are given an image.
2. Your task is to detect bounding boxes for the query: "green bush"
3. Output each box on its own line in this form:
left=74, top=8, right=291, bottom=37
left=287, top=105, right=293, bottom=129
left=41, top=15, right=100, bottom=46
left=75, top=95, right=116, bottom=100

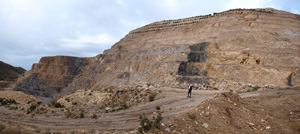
left=30, top=104, right=37, bottom=111
left=153, top=113, right=163, bottom=128
left=122, top=103, right=128, bottom=109
left=149, top=95, right=155, bottom=102
left=50, top=101, right=65, bottom=108
left=253, top=86, right=260, bottom=91
left=54, top=102, right=64, bottom=108
left=139, top=115, right=152, bottom=132
left=0, top=98, right=18, bottom=105
left=80, top=113, right=84, bottom=118
left=139, top=113, right=163, bottom=133
left=156, top=106, right=160, bottom=110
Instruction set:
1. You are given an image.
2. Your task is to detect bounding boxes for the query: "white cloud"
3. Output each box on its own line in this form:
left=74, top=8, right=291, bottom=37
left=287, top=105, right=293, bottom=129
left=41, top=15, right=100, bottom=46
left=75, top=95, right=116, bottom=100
left=62, top=33, right=117, bottom=45
left=226, top=0, right=262, bottom=9
left=115, top=0, right=125, bottom=6
left=162, top=0, right=180, bottom=14
left=291, top=8, right=299, bottom=14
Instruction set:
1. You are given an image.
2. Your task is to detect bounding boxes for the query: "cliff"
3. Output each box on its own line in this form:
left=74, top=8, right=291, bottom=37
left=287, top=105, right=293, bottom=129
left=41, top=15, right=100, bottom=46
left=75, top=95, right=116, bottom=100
left=13, top=56, right=90, bottom=98
left=69, top=8, right=300, bottom=91
left=14, top=8, right=300, bottom=98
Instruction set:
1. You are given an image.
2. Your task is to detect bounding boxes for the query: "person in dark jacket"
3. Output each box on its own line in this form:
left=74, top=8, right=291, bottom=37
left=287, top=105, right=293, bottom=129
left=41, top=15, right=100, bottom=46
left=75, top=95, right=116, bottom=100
left=187, top=85, right=192, bottom=98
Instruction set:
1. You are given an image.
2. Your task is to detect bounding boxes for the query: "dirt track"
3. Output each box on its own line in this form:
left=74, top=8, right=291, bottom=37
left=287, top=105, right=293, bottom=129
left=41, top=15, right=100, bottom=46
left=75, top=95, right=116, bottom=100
left=0, top=88, right=224, bottom=131
left=0, top=88, right=298, bottom=133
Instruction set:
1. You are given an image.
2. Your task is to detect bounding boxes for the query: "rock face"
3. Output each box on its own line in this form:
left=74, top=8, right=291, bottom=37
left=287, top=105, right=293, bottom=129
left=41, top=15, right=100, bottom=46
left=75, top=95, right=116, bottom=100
left=291, top=68, right=300, bottom=87
left=68, top=8, right=300, bottom=91
left=15, top=8, right=300, bottom=98
left=13, top=56, right=90, bottom=98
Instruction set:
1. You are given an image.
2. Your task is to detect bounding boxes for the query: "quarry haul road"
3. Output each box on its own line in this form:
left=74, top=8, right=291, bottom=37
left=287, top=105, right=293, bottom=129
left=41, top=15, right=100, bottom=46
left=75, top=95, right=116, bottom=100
left=0, top=87, right=260, bottom=132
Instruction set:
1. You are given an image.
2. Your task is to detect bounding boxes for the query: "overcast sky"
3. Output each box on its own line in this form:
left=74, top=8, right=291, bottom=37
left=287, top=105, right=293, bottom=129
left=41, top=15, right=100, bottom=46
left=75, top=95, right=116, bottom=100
left=0, top=0, right=299, bottom=70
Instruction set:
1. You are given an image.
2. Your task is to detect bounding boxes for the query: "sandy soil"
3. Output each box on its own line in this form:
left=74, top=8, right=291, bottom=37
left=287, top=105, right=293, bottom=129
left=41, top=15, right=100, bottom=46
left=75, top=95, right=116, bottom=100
left=0, top=87, right=299, bottom=133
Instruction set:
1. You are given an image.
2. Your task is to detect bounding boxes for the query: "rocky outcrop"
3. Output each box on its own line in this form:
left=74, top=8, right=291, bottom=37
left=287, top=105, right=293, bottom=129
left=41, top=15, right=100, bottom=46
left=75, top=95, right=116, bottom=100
left=13, top=56, right=90, bottom=98
left=15, top=8, right=300, bottom=98
left=290, top=68, right=300, bottom=87
left=67, top=8, right=300, bottom=92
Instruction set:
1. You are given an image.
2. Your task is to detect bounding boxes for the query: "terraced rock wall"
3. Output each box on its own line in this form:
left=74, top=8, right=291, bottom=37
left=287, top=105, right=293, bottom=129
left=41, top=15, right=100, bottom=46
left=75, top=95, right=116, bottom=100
left=14, top=8, right=300, bottom=98
left=69, top=8, right=299, bottom=91
left=13, top=56, right=90, bottom=98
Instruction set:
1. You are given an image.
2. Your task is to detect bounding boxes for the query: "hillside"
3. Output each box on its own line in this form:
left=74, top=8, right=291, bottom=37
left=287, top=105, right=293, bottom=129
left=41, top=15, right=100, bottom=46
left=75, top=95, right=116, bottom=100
left=13, top=8, right=300, bottom=99
left=0, top=61, right=25, bottom=81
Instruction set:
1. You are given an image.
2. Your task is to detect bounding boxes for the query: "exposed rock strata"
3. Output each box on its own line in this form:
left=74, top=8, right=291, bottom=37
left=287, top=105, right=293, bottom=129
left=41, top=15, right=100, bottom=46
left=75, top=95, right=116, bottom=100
left=291, top=68, right=300, bottom=87
left=13, top=56, right=90, bottom=98
left=15, top=8, right=300, bottom=98
left=69, top=8, right=300, bottom=91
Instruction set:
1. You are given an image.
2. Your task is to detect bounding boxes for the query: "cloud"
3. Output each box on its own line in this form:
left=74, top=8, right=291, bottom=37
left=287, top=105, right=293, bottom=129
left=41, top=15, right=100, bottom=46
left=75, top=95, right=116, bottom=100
left=226, top=0, right=262, bottom=9
left=115, top=0, right=125, bottom=7
left=291, top=8, right=299, bottom=14
left=62, top=34, right=117, bottom=45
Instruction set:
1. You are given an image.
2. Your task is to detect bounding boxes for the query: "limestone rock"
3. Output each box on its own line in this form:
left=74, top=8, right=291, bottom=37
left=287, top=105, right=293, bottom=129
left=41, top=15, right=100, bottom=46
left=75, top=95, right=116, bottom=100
left=13, top=56, right=90, bottom=99
left=202, top=123, right=208, bottom=128
left=68, top=8, right=300, bottom=91
left=291, top=68, right=300, bottom=87
left=14, top=8, right=300, bottom=99
left=57, top=89, right=111, bottom=109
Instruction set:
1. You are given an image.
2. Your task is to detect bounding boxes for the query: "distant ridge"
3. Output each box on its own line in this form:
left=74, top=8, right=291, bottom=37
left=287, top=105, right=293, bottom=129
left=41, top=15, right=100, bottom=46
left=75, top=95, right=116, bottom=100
left=0, top=61, right=26, bottom=81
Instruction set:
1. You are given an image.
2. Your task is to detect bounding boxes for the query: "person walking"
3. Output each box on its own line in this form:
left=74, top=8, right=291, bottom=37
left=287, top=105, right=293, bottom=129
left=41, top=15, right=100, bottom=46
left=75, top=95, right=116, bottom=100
left=187, top=85, right=192, bottom=98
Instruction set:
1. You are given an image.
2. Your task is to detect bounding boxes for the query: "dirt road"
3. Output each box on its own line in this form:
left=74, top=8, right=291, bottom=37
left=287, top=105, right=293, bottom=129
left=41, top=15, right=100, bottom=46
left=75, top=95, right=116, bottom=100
left=0, top=87, right=287, bottom=133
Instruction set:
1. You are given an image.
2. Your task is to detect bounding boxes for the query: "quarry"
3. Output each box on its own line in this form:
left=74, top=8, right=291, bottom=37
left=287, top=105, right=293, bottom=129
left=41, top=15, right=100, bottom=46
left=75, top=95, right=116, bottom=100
left=0, top=8, right=299, bottom=134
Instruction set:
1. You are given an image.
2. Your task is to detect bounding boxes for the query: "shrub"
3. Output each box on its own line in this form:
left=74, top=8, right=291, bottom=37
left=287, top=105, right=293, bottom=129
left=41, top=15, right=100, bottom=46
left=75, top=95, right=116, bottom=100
left=50, top=101, right=65, bottom=108
left=8, top=99, right=17, bottom=104
left=156, top=106, right=160, bottom=110
left=139, top=113, right=163, bottom=132
left=253, top=86, right=260, bottom=91
left=55, top=103, right=64, bottom=108
left=80, top=113, right=84, bottom=118
left=0, top=98, right=18, bottom=105
left=188, top=113, right=196, bottom=120
left=153, top=113, right=163, bottom=128
left=122, top=103, right=128, bottom=109
left=30, top=104, right=37, bottom=111
left=149, top=95, right=155, bottom=102
left=139, top=115, right=152, bottom=132
left=65, top=98, right=70, bottom=102
left=111, top=109, right=115, bottom=112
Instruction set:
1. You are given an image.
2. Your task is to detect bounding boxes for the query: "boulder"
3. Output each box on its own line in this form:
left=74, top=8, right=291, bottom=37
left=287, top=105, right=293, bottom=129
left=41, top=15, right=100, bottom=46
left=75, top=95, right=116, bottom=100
left=291, top=68, right=300, bottom=87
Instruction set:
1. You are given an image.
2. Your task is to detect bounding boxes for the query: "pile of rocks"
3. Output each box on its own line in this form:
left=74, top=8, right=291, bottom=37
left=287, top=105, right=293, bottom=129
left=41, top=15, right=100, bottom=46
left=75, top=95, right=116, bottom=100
left=104, top=84, right=161, bottom=112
